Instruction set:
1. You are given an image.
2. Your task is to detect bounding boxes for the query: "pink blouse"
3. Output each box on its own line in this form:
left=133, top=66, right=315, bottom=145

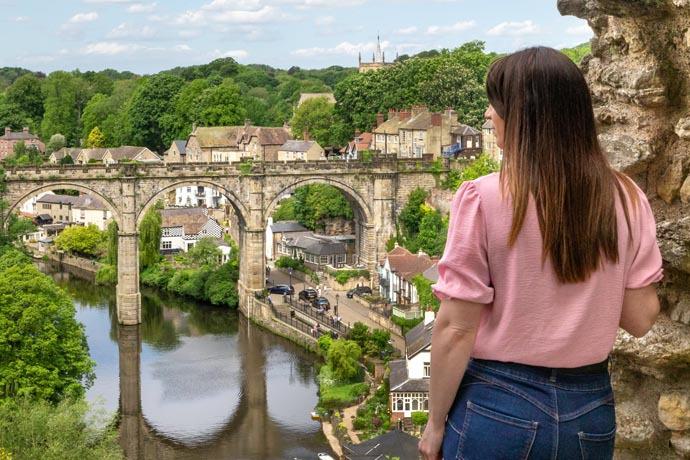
left=433, top=173, right=663, bottom=367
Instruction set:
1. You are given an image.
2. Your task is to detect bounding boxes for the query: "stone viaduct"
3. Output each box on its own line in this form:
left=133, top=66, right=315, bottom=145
left=2, top=159, right=444, bottom=325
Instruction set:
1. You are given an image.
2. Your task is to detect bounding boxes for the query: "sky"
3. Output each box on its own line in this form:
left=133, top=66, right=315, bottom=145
left=0, top=0, right=593, bottom=74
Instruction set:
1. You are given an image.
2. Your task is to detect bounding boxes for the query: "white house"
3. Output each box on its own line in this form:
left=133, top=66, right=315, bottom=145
left=378, top=246, right=438, bottom=306
left=389, top=310, right=435, bottom=425
left=173, top=185, right=226, bottom=208
left=20, top=191, right=53, bottom=215
left=71, top=194, right=112, bottom=231
left=160, top=208, right=223, bottom=253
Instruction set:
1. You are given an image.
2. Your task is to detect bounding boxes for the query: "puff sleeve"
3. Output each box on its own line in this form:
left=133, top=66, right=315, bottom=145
left=432, top=181, right=494, bottom=304
left=626, top=193, right=663, bottom=289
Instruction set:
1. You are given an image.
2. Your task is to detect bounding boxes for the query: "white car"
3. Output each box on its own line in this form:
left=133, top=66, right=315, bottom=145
left=317, top=454, right=335, bottom=460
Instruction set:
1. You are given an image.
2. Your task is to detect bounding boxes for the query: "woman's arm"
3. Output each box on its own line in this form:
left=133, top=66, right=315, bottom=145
left=619, top=284, right=660, bottom=337
left=418, top=298, right=486, bottom=460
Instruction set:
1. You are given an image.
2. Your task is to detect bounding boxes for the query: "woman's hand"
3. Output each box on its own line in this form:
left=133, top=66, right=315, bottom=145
left=419, top=421, right=444, bottom=460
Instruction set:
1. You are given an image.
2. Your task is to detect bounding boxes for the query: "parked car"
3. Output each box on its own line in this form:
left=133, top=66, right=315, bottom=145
left=267, top=284, right=294, bottom=295
left=312, top=297, right=330, bottom=311
left=346, top=285, right=372, bottom=299
left=298, top=288, right=318, bottom=303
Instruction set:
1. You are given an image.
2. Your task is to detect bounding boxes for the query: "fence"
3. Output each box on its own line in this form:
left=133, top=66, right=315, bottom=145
left=273, top=310, right=327, bottom=339
left=289, top=299, right=351, bottom=337
left=392, top=306, right=423, bottom=320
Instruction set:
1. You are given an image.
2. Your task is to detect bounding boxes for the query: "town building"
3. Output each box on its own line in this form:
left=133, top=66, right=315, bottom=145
left=160, top=208, right=223, bottom=253
left=273, top=226, right=357, bottom=270
left=340, top=131, right=373, bottom=160
left=172, top=185, right=226, bottom=209
left=297, top=92, right=336, bottom=107
left=240, top=126, right=293, bottom=162
left=35, top=193, right=80, bottom=223
left=372, top=110, right=405, bottom=155
left=185, top=123, right=293, bottom=163
left=389, top=310, right=435, bottom=425
left=482, top=119, right=503, bottom=161
left=0, top=127, right=45, bottom=160
left=444, top=124, right=483, bottom=159
left=164, top=140, right=188, bottom=163
left=358, top=35, right=395, bottom=73
left=378, top=245, right=438, bottom=306
left=48, top=148, right=81, bottom=164
left=277, top=140, right=325, bottom=162
left=20, top=191, right=53, bottom=215
left=265, top=219, right=310, bottom=261
left=71, top=194, right=112, bottom=231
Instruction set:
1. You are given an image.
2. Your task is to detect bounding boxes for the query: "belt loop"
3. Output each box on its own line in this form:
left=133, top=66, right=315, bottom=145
left=550, top=368, right=557, bottom=383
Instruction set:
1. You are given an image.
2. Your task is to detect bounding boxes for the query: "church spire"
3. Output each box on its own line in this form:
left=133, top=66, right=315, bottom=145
left=374, top=33, right=383, bottom=63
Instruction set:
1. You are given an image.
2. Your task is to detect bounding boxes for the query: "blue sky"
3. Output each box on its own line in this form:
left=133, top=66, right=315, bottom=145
left=0, top=0, right=592, bottom=74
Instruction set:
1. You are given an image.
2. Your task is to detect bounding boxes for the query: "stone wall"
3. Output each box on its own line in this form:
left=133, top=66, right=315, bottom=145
left=558, top=1, right=690, bottom=457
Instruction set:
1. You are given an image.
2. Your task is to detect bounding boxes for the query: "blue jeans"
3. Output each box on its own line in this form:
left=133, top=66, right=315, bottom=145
left=442, top=358, right=615, bottom=460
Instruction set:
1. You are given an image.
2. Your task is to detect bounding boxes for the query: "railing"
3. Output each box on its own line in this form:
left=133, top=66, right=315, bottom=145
left=273, top=310, right=326, bottom=339
left=392, top=305, right=423, bottom=320
left=289, top=299, right=351, bottom=336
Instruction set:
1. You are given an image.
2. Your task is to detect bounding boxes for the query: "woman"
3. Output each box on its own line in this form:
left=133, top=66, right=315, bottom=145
left=419, top=47, right=662, bottom=460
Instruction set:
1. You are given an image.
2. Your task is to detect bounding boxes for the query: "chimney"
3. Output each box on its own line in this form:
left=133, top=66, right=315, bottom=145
left=354, top=129, right=361, bottom=138
left=376, top=112, right=385, bottom=127
left=411, top=105, right=428, bottom=117
left=448, top=109, right=458, bottom=125
left=244, top=119, right=251, bottom=128
left=431, top=113, right=442, bottom=127
left=388, top=108, right=397, bottom=120
left=4, top=127, right=10, bottom=136
left=399, top=110, right=412, bottom=121
left=22, top=127, right=29, bottom=134
left=303, top=130, right=310, bottom=141
left=424, top=309, right=435, bottom=326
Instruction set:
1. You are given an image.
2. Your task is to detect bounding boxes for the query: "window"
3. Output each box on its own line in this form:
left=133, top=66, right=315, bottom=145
left=80, top=210, right=85, bottom=219
left=424, top=362, right=430, bottom=378
left=162, top=241, right=172, bottom=249
left=396, top=399, right=403, bottom=411
left=320, top=255, right=328, bottom=264
left=336, top=254, right=346, bottom=264
left=103, top=211, right=107, bottom=220
left=412, top=399, right=418, bottom=411
left=187, top=187, right=191, bottom=193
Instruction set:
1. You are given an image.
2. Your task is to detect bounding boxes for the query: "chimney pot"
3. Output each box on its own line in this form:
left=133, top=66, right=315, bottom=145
left=303, top=130, right=310, bottom=141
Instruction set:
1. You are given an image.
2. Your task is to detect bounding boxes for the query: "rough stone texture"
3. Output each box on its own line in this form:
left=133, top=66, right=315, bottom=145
left=659, top=393, right=690, bottom=431
left=558, top=1, right=690, bottom=457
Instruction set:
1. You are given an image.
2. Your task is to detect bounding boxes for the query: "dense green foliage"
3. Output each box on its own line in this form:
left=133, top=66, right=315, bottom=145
left=353, top=380, right=391, bottom=440
left=0, top=398, right=121, bottom=460
left=0, top=248, right=94, bottom=402
left=272, top=184, right=354, bottom=230
left=397, top=188, right=448, bottom=257
left=2, top=141, right=44, bottom=167
left=411, top=411, right=429, bottom=427
left=348, top=322, right=393, bottom=359
left=412, top=274, right=440, bottom=311
left=442, top=154, right=500, bottom=190
left=390, top=315, right=424, bottom=335
left=317, top=363, right=368, bottom=410
left=561, top=42, right=592, bottom=65
left=327, top=339, right=362, bottom=381
left=290, top=96, right=339, bottom=147
left=54, top=224, right=105, bottom=258
left=139, top=206, right=162, bottom=269
left=327, top=268, right=370, bottom=285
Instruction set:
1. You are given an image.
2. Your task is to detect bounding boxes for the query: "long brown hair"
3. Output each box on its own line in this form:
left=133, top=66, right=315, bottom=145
left=486, top=47, right=639, bottom=283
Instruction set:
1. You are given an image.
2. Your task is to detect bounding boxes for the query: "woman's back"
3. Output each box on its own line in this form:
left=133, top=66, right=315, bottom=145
left=433, top=172, right=663, bottom=368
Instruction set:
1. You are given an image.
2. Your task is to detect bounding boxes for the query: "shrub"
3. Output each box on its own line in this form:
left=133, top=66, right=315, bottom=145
left=412, top=411, right=429, bottom=427
left=95, top=264, right=117, bottom=285
left=327, top=340, right=362, bottom=382
left=391, top=315, right=423, bottom=335
left=275, top=256, right=304, bottom=270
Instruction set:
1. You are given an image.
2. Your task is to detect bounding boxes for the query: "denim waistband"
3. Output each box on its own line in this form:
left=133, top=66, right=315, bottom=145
left=468, top=358, right=611, bottom=389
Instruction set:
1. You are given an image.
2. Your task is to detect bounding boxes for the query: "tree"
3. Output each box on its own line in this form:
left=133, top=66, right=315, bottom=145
left=3, top=141, right=44, bottom=167
left=416, top=207, right=447, bottom=257
left=0, top=249, right=95, bottom=402
left=290, top=184, right=354, bottom=230
left=349, top=322, right=371, bottom=351
left=442, top=154, right=500, bottom=191
left=85, top=126, right=105, bottom=148
left=128, top=74, right=185, bottom=152
left=54, top=225, right=104, bottom=258
left=185, top=237, right=222, bottom=267
left=327, top=339, right=362, bottom=382
left=139, top=206, right=162, bottom=269
left=398, top=188, right=429, bottom=241
left=290, top=96, right=336, bottom=147
left=196, top=79, right=246, bottom=128
left=204, top=251, right=240, bottom=308
left=5, top=73, right=44, bottom=124
left=46, top=133, right=66, bottom=154
left=104, top=220, right=118, bottom=266
left=41, top=71, right=81, bottom=145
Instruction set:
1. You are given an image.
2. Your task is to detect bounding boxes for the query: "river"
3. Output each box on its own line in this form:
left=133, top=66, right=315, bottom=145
left=39, top=263, right=333, bottom=460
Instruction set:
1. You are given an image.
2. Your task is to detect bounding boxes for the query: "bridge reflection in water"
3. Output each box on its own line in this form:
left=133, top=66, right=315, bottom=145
left=118, top=318, right=329, bottom=460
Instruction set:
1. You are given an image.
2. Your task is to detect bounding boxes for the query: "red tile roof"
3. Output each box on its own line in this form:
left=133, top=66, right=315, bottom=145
left=384, top=246, right=438, bottom=281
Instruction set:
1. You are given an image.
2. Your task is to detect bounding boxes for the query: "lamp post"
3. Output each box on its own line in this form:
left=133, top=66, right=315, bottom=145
left=335, top=293, right=339, bottom=317
left=288, top=267, right=293, bottom=304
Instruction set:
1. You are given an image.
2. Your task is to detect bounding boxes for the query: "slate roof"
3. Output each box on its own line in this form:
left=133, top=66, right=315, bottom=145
left=279, top=140, right=317, bottom=152
left=161, top=208, right=211, bottom=235
left=384, top=246, right=438, bottom=282
left=482, top=119, right=495, bottom=129
left=452, top=124, right=481, bottom=136
left=405, top=317, right=434, bottom=359
left=1, top=128, right=40, bottom=141
left=173, top=140, right=187, bottom=154
left=109, top=146, right=160, bottom=161
left=343, top=429, right=421, bottom=460
left=389, top=359, right=429, bottom=393
left=291, top=234, right=347, bottom=256
left=400, top=111, right=434, bottom=130
left=81, top=148, right=109, bottom=161
left=51, top=148, right=81, bottom=161
left=72, top=194, right=107, bottom=211
left=36, top=194, right=80, bottom=206
left=270, top=221, right=309, bottom=233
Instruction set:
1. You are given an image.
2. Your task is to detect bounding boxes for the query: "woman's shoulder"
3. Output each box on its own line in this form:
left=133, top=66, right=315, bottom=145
left=456, top=172, right=501, bottom=203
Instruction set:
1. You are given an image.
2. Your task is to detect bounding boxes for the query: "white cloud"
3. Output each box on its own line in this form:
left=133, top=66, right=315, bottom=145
left=209, top=49, right=249, bottom=60
left=176, top=3, right=283, bottom=25
left=14, top=16, right=28, bottom=22
left=395, top=26, right=417, bottom=35
left=315, top=15, right=334, bottom=26
left=292, top=39, right=390, bottom=57
left=83, top=0, right=133, bottom=3
left=285, top=0, right=366, bottom=7
left=487, top=20, right=539, bottom=36
left=426, top=20, right=475, bottom=35
left=81, top=41, right=133, bottom=55
left=173, top=44, right=193, bottom=52
left=178, top=29, right=201, bottom=38
left=107, top=22, right=157, bottom=39
left=68, top=12, right=99, bottom=23
left=566, top=23, right=592, bottom=36
left=127, top=2, right=157, bottom=13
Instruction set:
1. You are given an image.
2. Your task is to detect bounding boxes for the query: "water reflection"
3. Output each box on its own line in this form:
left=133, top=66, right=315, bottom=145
left=40, top=263, right=332, bottom=460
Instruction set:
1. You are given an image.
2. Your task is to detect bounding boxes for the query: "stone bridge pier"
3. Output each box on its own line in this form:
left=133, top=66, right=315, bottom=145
left=117, top=179, right=141, bottom=325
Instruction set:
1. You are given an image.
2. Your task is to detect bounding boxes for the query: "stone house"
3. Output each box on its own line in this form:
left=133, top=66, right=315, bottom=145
left=276, top=231, right=356, bottom=270
left=71, top=194, right=112, bottom=231
left=341, top=131, right=373, bottom=160
left=48, top=148, right=81, bottom=164
left=266, top=219, right=310, bottom=261
left=389, top=310, right=435, bottom=424
left=444, top=124, right=483, bottom=159
left=164, top=140, right=188, bottom=163
left=482, top=119, right=503, bottom=161
left=240, top=126, right=293, bottom=162
left=186, top=126, right=245, bottom=163
left=160, top=208, right=223, bottom=253
left=277, top=140, right=325, bottom=161
left=0, top=127, right=45, bottom=160
left=372, top=109, right=407, bottom=155
left=35, top=193, right=80, bottom=223
left=74, top=147, right=161, bottom=165
left=378, top=246, right=438, bottom=306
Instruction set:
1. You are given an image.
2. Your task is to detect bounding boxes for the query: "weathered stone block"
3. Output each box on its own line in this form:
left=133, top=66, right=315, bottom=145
left=657, top=157, right=686, bottom=204
left=680, top=175, right=690, bottom=203
left=659, top=393, right=690, bottom=431
left=671, top=432, right=690, bottom=458
left=615, top=400, right=658, bottom=448
left=614, top=316, right=690, bottom=371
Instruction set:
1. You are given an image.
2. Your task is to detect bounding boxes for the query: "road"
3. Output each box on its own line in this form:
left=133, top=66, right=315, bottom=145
left=267, top=267, right=405, bottom=352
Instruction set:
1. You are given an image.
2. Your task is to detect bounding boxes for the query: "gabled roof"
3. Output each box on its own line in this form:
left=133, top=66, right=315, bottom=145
left=279, top=140, right=318, bottom=152
left=36, top=194, right=80, bottom=205
left=343, top=429, right=420, bottom=460
left=108, top=146, right=159, bottom=161
left=1, top=129, right=40, bottom=141
left=405, top=317, right=434, bottom=358
left=270, top=221, right=309, bottom=233
left=452, top=124, right=481, bottom=136
left=72, top=194, right=107, bottom=211
left=192, top=126, right=244, bottom=149
left=80, top=148, right=109, bottom=161
left=161, top=208, right=211, bottom=235
left=384, top=246, right=438, bottom=282
left=373, top=115, right=402, bottom=135
left=354, top=132, right=372, bottom=150
left=250, top=127, right=292, bottom=146
left=289, top=234, right=347, bottom=256
left=51, top=148, right=81, bottom=161
left=400, top=111, right=433, bottom=130
left=173, top=140, right=187, bottom=154
left=389, top=359, right=429, bottom=393
left=482, top=119, right=495, bottom=129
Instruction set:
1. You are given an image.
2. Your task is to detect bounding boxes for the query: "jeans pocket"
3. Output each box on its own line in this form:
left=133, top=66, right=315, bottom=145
left=578, top=426, right=616, bottom=460
left=455, top=401, right=538, bottom=460
left=442, top=419, right=462, bottom=460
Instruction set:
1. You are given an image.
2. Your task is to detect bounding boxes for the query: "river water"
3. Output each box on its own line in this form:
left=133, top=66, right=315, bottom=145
left=40, top=263, right=332, bottom=460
